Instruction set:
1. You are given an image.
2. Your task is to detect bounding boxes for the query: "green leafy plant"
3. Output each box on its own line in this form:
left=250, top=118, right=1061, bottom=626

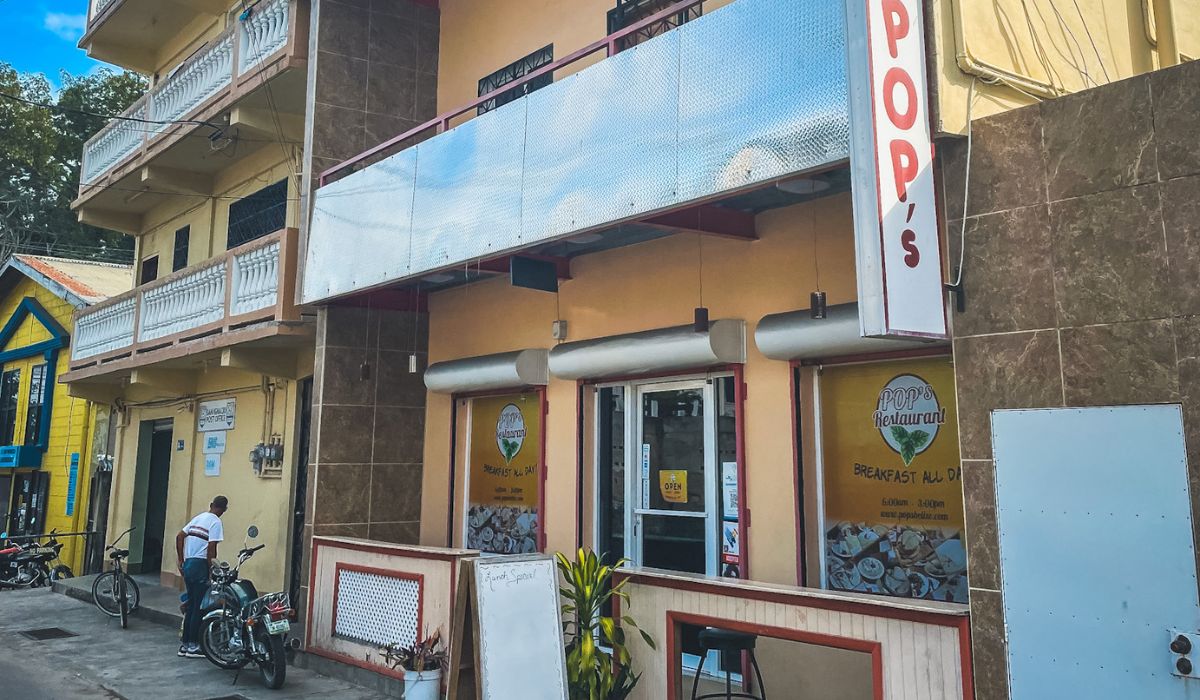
left=501, top=437, right=520, bottom=463
left=890, top=425, right=931, bottom=466
left=380, top=629, right=447, bottom=673
left=557, top=549, right=656, bottom=700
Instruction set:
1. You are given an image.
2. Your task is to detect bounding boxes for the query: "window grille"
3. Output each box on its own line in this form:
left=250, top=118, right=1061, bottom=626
left=172, top=226, right=190, bottom=272
left=0, top=369, right=21, bottom=446
left=23, top=364, right=45, bottom=446
left=607, top=0, right=702, bottom=51
left=139, top=256, right=159, bottom=285
left=228, top=179, right=287, bottom=250
left=477, top=45, right=554, bottom=116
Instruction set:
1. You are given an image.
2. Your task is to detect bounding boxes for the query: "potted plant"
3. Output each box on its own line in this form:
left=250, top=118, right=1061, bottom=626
left=557, top=548, right=656, bottom=700
left=381, top=630, right=447, bottom=700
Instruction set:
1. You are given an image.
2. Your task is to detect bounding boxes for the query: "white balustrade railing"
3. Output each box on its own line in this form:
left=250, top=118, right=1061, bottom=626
left=80, top=96, right=147, bottom=185
left=72, top=297, right=136, bottom=362
left=137, top=262, right=227, bottom=343
left=231, top=240, right=281, bottom=315
left=72, top=232, right=290, bottom=366
left=81, top=2, right=296, bottom=188
left=151, top=31, right=234, bottom=134
left=238, top=0, right=291, bottom=75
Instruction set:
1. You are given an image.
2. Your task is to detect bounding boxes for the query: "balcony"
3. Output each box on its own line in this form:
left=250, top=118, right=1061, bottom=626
left=302, top=0, right=850, bottom=305
left=63, top=228, right=308, bottom=385
left=74, top=0, right=307, bottom=233
left=82, top=0, right=234, bottom=74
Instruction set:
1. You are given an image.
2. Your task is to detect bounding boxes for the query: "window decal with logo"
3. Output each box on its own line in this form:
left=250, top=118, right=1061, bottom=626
left=819, top=359, right=966, bottom=603
left=467, top=393, right=542, bottom=555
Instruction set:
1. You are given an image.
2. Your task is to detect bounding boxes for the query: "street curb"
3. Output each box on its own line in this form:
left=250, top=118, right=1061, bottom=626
left=51, top=580, right=184, bottom=630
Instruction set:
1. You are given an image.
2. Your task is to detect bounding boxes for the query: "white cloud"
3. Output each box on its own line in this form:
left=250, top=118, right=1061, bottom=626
left=44, top=12, right=87, bottom=42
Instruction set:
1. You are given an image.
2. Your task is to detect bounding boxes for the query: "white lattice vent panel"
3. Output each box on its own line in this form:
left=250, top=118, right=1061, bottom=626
left=333, top=568, right=421, bottom=647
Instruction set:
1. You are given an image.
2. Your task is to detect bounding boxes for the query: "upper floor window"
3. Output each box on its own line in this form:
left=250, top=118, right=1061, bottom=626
left=477, top=45, right=554, bottom=116
left=23, top=364, right=46, bottom=447
left=139, top=255, right=159, bottom=285
left=0, top=369, right=21, bottom=446
left=607, top=0, right=702, bottom=51
left=228, top=179, right=288, bottom=249
left=172, top=226, right=190, bottom=272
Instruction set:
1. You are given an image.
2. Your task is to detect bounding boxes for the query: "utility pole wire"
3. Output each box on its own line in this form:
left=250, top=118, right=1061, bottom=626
left=0, top=91, right=224, bottom=132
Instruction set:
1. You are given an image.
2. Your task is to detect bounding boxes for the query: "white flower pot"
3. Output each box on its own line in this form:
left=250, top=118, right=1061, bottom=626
left=403, top=668, right=442, bottom=700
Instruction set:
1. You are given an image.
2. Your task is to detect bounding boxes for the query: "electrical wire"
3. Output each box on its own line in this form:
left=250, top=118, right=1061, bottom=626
left=1041, top=0, right=1099, bottom=87
left=75, top=179, right=302, bottom=201
left=951, top=78, right=977, bottom=289
left=1068, top=0, right=1112, bottom=82
left=0, top=91, right=223, bottom=132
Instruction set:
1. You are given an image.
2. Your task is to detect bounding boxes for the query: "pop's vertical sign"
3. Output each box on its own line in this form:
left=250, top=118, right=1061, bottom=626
left=845, top=0, right=947, bottom=338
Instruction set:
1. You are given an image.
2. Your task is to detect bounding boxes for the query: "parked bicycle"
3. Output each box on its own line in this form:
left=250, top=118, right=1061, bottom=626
left=91, top=527, right=140, bottom=629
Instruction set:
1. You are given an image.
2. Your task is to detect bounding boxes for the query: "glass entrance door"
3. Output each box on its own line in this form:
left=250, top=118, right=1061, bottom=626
left=631, top=381, right=717, bottom=576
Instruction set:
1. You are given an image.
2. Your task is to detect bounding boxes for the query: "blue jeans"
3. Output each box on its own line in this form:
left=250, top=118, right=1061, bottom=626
left=181, top=558, right=209, bottom=647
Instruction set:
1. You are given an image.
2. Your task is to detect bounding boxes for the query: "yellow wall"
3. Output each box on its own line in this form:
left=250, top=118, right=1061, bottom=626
left=420, top=194, right=857, bottom=586
left=106, top=370, right=307, bottom=592
left=0, top=278, right=99, bottom=573
left=437, top=0, right=1196, bottom=138
left=133, top=149, right=298, bottom=276
left=931, top=0, right=1200, bottom=134
left=435, top=0, right=732, bottom=116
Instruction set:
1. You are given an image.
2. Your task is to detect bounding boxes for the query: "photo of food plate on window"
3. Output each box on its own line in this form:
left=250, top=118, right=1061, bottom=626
left=819, top=359, right=968, bottom=603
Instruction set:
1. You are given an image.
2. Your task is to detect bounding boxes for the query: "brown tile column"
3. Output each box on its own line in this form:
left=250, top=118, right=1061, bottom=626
left=298, top=303, right=428, bottom=616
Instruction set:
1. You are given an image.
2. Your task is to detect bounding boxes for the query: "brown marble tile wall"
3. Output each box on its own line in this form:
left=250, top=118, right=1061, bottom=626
left=308, top=0, right=440, bottom=175
left=298, top=304, right=429, bottom=616
left=939, top=59, right=1200, bottom=700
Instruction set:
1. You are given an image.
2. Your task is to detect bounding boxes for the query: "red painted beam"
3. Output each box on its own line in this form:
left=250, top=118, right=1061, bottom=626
left=642, top=204, right=758, bottom=240
left=477, top=254, right=572, bottom=280
left=329, top=287, right=428, bottom=312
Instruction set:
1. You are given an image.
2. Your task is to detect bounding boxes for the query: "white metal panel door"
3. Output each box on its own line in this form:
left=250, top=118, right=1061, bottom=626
left=992, top=406, right=1200, bottom=698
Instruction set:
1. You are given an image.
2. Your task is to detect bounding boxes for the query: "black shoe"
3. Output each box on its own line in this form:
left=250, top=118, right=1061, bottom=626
left=178, top=645, right=189, bottom=657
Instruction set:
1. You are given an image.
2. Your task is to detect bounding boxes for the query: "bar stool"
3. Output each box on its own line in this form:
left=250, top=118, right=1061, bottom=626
left=688, top=627, right=767, bottom=700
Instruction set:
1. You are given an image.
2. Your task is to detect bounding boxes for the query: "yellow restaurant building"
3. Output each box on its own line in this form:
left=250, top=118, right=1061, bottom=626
left=0, top=255, right=131, bottom=574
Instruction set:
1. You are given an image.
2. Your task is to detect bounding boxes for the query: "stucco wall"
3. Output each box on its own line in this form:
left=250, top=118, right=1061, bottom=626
left=106, top=370, right=306, bottom=592
left=419, top=194, right=858, bottom=587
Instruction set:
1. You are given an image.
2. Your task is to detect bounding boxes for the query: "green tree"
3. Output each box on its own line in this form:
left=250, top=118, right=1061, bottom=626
left=0, top=63, right=146, bottom=262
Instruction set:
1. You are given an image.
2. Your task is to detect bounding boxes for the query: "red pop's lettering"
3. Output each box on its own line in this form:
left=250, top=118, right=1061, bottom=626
left=889, top=139, right=918, bottom=201
left=883, top=67, right=917, bottom=130
left=881, top=0, right=909, bottom=58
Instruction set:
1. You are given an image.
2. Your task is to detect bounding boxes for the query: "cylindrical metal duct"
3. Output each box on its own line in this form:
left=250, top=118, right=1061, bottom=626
left=424, top=349, right=549, bottom=394
left=548, top=319, right=746, bottom=380
left=754, top=303, right=940, bottom=361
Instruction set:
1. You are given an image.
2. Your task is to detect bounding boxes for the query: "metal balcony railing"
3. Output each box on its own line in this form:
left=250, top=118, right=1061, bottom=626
left=70, top=228, right=299, bottom=367
left=79, top=0, right=294, bottom=190
left=304, top=0, right=850, bottom=304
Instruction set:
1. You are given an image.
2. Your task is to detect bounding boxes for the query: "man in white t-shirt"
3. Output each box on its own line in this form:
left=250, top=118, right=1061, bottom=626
left=174, top=495, right=227, bottom=658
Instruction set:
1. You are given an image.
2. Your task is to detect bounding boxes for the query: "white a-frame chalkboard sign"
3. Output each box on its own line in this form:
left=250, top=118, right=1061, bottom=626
left=447, top=555, right=569, bottom=700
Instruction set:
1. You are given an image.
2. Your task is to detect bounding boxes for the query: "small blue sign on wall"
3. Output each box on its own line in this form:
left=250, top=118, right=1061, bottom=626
left=65, top=453, right=79, bottom=516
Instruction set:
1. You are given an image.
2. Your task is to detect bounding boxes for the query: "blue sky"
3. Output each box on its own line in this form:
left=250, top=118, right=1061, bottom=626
left=0, top=1, right=103, bottom=87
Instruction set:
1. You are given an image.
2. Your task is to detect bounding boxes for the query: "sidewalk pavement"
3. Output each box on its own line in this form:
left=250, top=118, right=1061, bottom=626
left=0, top=585, right=390, bottom=700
